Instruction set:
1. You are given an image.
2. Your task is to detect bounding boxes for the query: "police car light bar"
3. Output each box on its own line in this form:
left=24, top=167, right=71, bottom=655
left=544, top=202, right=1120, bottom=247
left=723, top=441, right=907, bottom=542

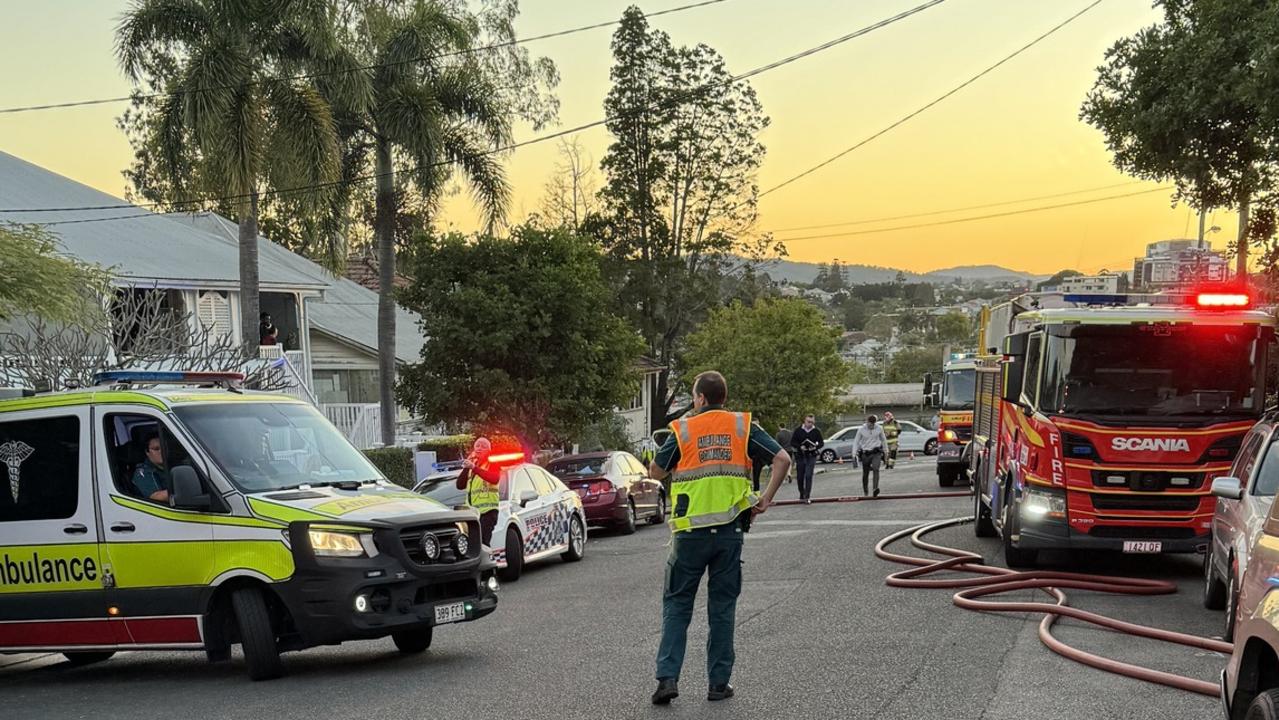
left=91, top=370, right=246, bottom=386
left=1195, top=292, right=1250, bottom=308
left=488, top=452, right=525, bottom=464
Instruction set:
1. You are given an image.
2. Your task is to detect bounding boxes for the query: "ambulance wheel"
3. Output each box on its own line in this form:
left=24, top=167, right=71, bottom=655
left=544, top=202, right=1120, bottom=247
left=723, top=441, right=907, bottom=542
left=499, top=528, right=524, bottom=582
left=63, top=652, right=114, bottom=667
left=973, top=488, right=997, bottom=538
left=1244, top=688, right=1279, bottom=719
left=563, top=515, right=585, bottom=563
left=619, top=500, right=637, bottom=535
left=392, top=627, right=433, bottom=654
left=650, top=492, right=667, bottom=525
left=231, top=587, right=283, bottom=681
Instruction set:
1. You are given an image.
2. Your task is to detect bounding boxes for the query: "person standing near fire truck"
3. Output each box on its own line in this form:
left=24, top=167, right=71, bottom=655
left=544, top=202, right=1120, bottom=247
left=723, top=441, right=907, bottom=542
left=882, top=412, right=901, bottom=469
left=647, top=371, right=790, bottom=705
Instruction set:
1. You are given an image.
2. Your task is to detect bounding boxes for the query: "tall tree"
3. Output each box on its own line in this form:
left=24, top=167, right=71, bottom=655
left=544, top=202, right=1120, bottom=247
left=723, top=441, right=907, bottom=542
left=0, top=224, right=108, bottom=324
left=333, top=0, right=557, bottom=445
left=398, top=226, right=644, bottom=447
left=1081, top=0, right=1276, bottom=280
left=594, top=6, right=774, bottom=433
left=117, top=0, right=362, bottom=355
left=678, top=298, right=849, bottom=430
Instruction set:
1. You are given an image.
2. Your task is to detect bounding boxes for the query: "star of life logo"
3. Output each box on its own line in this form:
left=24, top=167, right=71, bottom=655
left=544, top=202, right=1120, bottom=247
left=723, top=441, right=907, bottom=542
left=0, top=441, right=35, bottom=503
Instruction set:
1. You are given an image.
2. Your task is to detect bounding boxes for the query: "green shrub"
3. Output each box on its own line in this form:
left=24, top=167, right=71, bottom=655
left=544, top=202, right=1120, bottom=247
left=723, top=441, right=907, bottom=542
left=363, top=447, right=416, bottom=489
left=417, top=434, right=474, bottom=462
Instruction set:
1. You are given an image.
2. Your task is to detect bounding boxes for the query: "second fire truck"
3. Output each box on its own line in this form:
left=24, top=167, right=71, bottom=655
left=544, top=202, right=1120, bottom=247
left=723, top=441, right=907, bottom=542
left=968, top=290, right=1274, bottom=567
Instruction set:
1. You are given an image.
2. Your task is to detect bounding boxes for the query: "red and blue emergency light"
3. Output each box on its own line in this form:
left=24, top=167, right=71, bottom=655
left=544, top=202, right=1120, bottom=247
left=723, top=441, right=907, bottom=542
left=91, top=370, right=246, bottom=386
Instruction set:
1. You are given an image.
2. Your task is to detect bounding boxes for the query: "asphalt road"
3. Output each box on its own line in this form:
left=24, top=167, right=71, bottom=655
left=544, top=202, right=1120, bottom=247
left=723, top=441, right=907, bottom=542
left=1, top=457, right=1224, bottom=719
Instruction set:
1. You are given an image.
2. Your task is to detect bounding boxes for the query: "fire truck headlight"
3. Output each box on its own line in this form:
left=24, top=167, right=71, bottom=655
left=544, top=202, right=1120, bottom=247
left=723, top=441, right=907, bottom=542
left=1022, top=487, right=1066, bottom=521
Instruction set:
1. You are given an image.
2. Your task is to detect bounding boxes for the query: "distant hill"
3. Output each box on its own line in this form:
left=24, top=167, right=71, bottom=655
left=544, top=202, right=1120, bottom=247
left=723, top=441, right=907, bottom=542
left=753, top=258, right=1041, bottom=286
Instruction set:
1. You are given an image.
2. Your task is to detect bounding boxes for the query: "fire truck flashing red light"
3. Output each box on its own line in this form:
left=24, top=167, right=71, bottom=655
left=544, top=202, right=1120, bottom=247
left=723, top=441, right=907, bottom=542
left=1195, top=292, right=1250, bottom=308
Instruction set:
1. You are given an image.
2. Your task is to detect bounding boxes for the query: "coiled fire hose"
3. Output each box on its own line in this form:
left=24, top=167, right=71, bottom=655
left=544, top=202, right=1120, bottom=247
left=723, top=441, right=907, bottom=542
left=774, top=492, right=1232, bottom=697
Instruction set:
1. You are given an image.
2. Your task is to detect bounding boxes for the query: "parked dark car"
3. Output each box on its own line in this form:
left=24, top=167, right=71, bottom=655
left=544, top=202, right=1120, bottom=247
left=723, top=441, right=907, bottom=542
left=546, top=451, right=665, bottom=534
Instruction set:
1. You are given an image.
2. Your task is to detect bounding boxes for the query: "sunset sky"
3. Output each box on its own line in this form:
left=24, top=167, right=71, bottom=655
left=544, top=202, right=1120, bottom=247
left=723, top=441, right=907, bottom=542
left=0, top=0, right=1231, bottom=275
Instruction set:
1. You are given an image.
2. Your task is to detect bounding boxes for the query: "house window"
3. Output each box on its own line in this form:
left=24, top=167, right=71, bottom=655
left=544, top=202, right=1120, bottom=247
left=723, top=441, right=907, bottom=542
left=196, top=290, right=232, bottom=341
left=313, top=369, right=380, bottom=404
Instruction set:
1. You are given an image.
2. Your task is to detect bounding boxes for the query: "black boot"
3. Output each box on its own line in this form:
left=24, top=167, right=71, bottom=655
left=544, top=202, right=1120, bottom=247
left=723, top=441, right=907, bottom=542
left=708, top=684, right=735, bottom=701
left=652, top=678, right=679, bottom=705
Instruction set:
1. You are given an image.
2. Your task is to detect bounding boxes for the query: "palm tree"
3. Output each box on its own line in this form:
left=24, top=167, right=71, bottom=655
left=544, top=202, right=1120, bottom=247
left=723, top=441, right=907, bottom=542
left=343, top=1, right=512, bottom=445
left=117, top=0, right=367, bottom=356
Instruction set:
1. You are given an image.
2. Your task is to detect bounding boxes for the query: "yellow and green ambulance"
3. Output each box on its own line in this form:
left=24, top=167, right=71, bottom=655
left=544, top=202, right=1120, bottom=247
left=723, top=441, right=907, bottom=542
left=0, top=371, right=497, bottom=680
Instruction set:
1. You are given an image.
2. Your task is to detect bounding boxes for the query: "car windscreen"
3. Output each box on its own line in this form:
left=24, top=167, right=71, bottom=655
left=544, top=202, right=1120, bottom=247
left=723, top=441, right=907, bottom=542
left=547, top=458, right=607, bottom=478
left=942, top=369, right=976, bottom=410
left=1038, top=324, right=1266, bottom=418
left=173, top=402, right=383, bottom=493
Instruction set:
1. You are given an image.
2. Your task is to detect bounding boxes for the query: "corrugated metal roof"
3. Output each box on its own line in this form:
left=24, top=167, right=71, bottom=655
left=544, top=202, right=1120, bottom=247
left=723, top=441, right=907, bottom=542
left=177, top=214, right=424, bottom=363
left=0, top=151, right=326, bottom=291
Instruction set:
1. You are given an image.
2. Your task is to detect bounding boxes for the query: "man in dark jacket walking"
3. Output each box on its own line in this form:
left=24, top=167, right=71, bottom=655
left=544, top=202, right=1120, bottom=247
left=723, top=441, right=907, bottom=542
left=790, top=415, right=823, bottom=504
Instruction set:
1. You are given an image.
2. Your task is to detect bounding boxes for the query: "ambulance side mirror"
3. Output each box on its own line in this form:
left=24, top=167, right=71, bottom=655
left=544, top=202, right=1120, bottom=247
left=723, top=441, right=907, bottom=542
left=171, top=465, right=211, bottom=511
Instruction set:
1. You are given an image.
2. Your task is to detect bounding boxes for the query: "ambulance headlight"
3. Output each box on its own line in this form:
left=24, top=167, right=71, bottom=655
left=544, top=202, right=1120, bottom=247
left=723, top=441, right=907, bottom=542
left=309, top=530, right=368, bottom=558
left=1021, top=487, right=1066, bottom=521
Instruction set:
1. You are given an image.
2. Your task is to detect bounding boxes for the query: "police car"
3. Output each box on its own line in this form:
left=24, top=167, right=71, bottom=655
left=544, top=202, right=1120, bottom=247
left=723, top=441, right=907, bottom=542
left=414, top=460, right=586, bottom=581
left=0, top=372, right=498, bottom=680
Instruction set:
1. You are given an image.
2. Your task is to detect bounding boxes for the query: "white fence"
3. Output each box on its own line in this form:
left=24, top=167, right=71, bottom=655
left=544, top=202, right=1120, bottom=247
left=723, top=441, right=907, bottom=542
left=323, top=403, right=381, bottom=450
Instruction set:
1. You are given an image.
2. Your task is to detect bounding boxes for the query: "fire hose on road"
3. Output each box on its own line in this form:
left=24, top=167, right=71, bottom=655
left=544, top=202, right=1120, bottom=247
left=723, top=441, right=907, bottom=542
left=773, top=491, right=1232, bottom=697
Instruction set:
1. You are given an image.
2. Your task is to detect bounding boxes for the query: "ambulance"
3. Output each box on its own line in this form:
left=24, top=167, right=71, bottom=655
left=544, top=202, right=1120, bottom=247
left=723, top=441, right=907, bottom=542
left=0, top=371, right=498, bottom=680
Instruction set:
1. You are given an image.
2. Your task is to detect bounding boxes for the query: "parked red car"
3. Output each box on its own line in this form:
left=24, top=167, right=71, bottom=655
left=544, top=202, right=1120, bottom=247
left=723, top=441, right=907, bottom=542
left=546, top=451, right=665, bottom=534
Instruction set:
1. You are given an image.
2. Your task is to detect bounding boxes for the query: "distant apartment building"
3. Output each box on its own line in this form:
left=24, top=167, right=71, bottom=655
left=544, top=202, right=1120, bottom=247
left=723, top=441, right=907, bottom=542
left=1059, top=272, right=1129, bottom=295
left=1131, top=239, right=1228, bottom=290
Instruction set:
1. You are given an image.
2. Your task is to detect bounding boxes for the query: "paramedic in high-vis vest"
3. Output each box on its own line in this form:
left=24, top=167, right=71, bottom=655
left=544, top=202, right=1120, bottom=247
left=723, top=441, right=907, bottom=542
left=647, top=371, right=791, bottom=705
left=456, top=437, right=501, bottom=545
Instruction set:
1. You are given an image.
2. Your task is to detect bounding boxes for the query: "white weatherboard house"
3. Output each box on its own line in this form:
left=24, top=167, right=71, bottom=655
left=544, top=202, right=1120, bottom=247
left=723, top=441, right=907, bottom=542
left=0, top=150, right=423, bottom=449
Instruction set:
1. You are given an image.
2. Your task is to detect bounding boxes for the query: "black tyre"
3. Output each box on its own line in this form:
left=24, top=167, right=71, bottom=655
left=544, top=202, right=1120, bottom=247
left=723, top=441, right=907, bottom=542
left=1245, top=688, right=1279, bottom=719
left=563, top=515, right=585, bottom=563
left=1226, top=562, right=1240, bottom=641
left=938, top=467, right=955, bottom=487
left=618, top=500, right=637, bottom=535
left=1001, top=500, right=1038, bottom=569
left=924, top=439, right=938, bottom=456
left=820, top=449, right=837, bottom=464
left=392, top=627, right=433, bottom=654
left=1203, top=545, right=1227, bottom=610
left=973, top=487, right=997, bottom=538
left=62, top=652, right=115, bottom=667
left=231, top=587, right=283, bottom=681
left=500, top=527, right=524, bottom=581
left=650, top=493, right=667, bottom=525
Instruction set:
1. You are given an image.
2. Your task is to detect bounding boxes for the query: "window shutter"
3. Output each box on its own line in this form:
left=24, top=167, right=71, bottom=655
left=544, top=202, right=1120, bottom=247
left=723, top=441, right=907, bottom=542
left=197, top=291, right=231, bottom=339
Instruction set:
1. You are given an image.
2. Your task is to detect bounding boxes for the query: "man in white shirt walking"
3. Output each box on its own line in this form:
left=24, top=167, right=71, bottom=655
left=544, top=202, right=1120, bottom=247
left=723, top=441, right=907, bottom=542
left=853, top=415, right=888, bottom=497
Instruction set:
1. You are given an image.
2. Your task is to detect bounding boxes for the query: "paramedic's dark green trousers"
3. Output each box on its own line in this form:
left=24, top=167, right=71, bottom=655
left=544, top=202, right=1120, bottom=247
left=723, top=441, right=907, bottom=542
left=655, top=520, right=744, bottom=686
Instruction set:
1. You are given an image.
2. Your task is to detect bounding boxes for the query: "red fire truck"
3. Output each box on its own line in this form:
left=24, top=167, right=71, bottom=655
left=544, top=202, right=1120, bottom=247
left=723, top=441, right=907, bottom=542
left=968, top=290, right=1274, bottom=567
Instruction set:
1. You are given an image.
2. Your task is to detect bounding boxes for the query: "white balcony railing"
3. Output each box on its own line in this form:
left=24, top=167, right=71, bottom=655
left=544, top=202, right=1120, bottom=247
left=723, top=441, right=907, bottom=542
left=323, top=403, right=381, bottom=450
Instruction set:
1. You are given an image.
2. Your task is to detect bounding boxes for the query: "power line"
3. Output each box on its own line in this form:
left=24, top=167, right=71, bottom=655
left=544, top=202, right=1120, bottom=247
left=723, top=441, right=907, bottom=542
left=759, top=0, right=1106, bottom=198
left=2, top=0, right=951, bottom=219
left=770, top=180, right=1143, bottom=234
left=0, top=0, right=730, bottom=115
left=778, top=186, right=1173, bottom=242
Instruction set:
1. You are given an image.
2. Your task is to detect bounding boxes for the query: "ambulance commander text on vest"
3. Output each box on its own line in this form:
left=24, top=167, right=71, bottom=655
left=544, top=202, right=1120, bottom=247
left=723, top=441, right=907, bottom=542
left=647, top=371, right=791, bottom=705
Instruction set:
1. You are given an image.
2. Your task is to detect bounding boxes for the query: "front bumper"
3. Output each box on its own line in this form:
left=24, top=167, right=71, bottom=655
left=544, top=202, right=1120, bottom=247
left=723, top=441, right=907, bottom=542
left=1015, top=514, right=1209, bottom=554
left=936, top=442, right=967, bottom=466
left=279, top=515, right=499, bottom=649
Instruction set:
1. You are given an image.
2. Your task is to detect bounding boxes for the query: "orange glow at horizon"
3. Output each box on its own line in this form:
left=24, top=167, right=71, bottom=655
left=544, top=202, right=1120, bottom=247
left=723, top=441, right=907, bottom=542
left=0, top=1, right=1237, bottom=277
